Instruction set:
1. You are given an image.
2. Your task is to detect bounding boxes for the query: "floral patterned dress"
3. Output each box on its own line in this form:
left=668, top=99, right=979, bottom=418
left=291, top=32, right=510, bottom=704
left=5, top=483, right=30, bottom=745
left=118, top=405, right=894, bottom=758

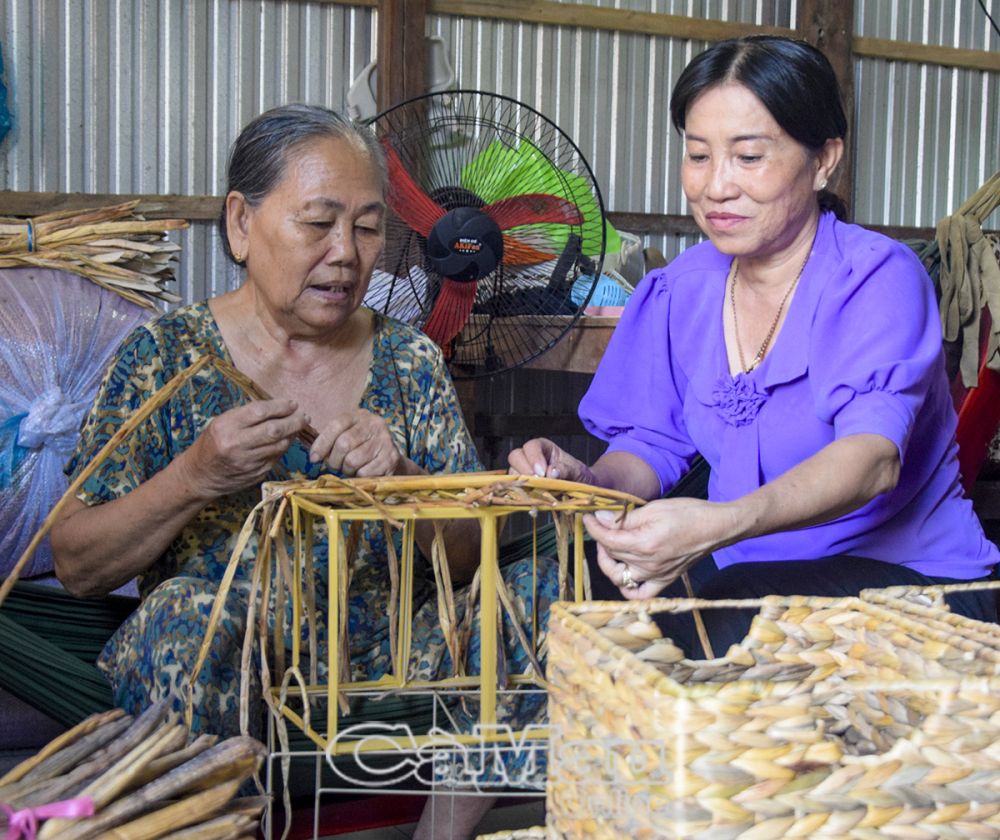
left=66, top=302, right=556, bottom=749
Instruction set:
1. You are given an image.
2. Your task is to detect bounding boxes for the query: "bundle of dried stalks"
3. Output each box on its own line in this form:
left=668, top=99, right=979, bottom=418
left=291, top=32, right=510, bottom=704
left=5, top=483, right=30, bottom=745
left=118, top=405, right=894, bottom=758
left=0, top=200, right=187, bottom=308
left=0, top=701, right=266, bottom=840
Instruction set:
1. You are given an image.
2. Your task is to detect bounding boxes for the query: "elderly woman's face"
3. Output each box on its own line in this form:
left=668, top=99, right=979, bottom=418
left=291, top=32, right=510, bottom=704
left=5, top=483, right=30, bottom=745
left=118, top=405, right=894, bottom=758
left=681, top=82, right=826, bottom=262
left=241, top=136, right=385, bottom=333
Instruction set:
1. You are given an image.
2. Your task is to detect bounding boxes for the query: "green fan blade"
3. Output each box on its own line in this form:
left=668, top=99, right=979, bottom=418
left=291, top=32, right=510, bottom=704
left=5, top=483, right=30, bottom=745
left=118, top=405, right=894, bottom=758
left=461, top=140, right=620, bottom=258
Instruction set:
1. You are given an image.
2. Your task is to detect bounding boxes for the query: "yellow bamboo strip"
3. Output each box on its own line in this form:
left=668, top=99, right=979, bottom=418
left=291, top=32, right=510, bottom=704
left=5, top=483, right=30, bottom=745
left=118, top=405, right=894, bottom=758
left=327, top=512, right=341, bottom=741
left=573, top=513, right=585, bottom=602
left=479, top=513, right=499, bottom=727
left=290, top=500, right=303, bottom=671
left=531, top=517, right=539, bottom=651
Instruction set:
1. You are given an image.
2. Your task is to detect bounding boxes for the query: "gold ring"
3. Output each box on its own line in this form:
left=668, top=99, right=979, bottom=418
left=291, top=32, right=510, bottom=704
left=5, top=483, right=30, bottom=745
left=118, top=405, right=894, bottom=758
left=620, top=566, right=639, bottom=589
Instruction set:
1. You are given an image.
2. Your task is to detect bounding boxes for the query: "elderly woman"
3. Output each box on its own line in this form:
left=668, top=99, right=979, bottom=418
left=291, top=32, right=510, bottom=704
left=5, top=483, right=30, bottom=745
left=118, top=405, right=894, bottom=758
left=51, top=105, right=550, bottom=839
left=510, top=36, right=998, bottom=650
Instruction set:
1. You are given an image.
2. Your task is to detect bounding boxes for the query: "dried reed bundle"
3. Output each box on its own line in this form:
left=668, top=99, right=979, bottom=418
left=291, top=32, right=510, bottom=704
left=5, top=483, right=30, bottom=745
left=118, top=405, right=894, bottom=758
left=0, top=200, right=187, bottom=308
left=0, top=702, right=266, bottom=840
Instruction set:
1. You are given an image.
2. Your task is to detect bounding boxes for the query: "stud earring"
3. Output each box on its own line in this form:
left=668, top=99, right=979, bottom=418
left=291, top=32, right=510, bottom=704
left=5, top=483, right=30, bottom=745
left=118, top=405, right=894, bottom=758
left=818, top=178, right=828, bottom=191
left=234, top=249, right=244, bottom=264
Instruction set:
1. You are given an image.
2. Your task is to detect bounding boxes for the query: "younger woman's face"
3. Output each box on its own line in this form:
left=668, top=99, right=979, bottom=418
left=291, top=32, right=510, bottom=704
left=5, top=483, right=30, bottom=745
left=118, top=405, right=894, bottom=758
left=681, top=82, right=839, bottom=265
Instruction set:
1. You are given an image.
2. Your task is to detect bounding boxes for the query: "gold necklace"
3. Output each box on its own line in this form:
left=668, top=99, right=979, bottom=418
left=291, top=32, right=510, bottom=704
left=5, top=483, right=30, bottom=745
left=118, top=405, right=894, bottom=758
left=730, top=252, right=810, bottom=374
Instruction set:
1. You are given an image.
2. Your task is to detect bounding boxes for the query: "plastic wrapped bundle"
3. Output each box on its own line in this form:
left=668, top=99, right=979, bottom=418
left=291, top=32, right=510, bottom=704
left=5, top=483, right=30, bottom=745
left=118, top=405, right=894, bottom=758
left=0, top=268, right=149, bottom=578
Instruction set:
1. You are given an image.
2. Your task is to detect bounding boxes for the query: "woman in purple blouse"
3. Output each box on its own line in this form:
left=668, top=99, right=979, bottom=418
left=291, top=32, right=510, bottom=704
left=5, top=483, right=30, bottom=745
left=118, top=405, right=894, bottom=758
left=510, top=36, right=998, bottom=645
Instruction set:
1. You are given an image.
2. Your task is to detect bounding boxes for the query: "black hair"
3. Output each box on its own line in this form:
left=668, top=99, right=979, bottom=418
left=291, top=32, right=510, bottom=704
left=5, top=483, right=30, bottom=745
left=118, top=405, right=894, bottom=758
left=670, top=36, right=848, bottom=219
left=217, top=103, right=388, bottom=264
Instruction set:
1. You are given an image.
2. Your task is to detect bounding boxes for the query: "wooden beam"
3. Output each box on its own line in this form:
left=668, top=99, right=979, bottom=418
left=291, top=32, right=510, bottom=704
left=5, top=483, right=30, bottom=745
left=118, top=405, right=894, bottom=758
left=798, top=0, right=856, bottom=220
left=318, top=0, right=999, bottom=72
left=854, top=35, right=1000, bottom=73
left=606, top=212, right=702, bottom=237
left=0, top=191, right=222, bottom=221
left=377, top=0, right=428, bottom=111
left=429, top=0, right=793, bottom=42
left=0, top=191, right=972, bottom=242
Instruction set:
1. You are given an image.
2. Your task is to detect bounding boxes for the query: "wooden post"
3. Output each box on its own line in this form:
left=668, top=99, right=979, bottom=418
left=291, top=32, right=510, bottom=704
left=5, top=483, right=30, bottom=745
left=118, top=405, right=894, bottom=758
left=798, top=0, right=856, bottom=219
left=376, top=0, right=429, bottom=111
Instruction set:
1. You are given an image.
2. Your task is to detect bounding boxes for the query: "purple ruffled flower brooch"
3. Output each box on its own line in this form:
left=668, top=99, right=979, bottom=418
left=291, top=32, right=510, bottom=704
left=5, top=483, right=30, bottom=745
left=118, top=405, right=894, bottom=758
left=712, top=375, right=767, bottom=426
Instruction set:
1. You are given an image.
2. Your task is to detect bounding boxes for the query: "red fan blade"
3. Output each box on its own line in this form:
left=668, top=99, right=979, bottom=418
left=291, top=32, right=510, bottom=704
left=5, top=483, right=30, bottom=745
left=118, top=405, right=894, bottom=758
left=502, top=235, right=560, bottom=266
left=483, top=193, right=584, bottom=230
left=382, top=142, right=445, bottom=237
left=423, top=279, right=478, bottom=355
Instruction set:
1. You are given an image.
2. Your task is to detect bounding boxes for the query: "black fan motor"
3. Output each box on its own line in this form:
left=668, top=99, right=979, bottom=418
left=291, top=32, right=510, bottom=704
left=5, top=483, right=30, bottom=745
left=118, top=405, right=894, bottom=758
left=426, top=206, right=504, bottom=282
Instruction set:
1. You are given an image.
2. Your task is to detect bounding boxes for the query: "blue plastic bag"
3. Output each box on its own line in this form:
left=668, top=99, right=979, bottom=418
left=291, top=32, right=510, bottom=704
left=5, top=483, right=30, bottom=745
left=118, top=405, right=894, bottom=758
left=0, top=42, right=11, bottom=145
left=0, top=269, right=148, bottom=578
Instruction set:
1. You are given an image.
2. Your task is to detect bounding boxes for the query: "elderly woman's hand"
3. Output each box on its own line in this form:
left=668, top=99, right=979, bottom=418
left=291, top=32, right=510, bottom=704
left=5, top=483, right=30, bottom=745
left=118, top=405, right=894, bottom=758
left=309, top=409, right=406, bottom=477
left=180, top=398, right=311, bottom=499
left=584, top=498, right=737, bottom=599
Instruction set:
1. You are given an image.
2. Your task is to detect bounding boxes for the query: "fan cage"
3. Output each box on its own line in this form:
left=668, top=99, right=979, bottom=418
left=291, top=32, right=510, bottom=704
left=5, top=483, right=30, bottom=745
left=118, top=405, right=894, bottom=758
left=366, top=91, right=608, bottom=378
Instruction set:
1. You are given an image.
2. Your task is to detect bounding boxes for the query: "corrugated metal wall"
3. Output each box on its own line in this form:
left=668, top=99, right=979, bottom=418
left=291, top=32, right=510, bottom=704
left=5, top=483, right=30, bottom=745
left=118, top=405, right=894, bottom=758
left=0, top=0, right=377, bottom=302
left=2, top=1, right=994, bottom=288
left=0, top=0, right=997, bottom=471
left=855, top=0, right=1000, bottom=228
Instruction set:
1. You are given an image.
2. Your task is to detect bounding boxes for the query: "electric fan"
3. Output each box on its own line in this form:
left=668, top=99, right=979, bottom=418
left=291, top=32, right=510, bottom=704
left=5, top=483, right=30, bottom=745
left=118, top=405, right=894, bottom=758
left=365, top=90, right=620, bottom=378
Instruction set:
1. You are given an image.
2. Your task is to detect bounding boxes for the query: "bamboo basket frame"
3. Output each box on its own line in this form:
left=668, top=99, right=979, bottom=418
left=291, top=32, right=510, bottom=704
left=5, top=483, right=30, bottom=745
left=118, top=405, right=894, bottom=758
left=240, top=473, right=643, bottom=757
left=545, top=596, right=1000, bottom=839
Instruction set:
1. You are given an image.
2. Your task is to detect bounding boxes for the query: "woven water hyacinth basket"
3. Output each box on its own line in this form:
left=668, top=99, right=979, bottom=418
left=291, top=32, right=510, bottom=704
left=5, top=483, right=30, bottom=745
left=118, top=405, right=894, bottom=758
left=546, top=596, right=1000, bottom=839
left=861, top=579, right=1000, bottom=649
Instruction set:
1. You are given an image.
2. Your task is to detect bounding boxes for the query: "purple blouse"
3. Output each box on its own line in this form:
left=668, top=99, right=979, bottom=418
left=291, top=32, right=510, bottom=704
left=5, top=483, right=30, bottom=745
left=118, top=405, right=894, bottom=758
left=580, top=212, right=998, bottom=579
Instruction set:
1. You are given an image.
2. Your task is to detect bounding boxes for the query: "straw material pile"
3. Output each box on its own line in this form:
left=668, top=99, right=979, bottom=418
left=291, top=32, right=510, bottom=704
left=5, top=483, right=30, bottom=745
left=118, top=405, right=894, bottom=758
left=0, top=701, right=266, bottom=840
left=546, top=595, right=1000, bottom=839
left=0, top=200, right=186, bottom=308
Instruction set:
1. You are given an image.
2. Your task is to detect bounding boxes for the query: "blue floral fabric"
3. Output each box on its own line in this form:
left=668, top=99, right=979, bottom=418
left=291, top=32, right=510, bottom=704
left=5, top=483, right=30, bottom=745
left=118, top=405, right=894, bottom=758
left=66, top=302, right=556, bottom=746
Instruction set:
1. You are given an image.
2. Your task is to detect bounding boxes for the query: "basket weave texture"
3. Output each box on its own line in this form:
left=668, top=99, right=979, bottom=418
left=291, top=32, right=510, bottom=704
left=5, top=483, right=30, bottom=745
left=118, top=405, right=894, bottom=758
left=546, top=595, right=1000, bottom=839
left=475, top=828, right=548, bottom=839
left=861, top=579, right=1000, bottom=649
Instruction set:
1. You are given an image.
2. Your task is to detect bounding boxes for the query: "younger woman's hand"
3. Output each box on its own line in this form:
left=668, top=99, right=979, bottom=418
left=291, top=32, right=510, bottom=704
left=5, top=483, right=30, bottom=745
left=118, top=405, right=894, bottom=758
left=584, top=498, right=737, bottom=598
left=507, top=437, right=596, bottom=484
